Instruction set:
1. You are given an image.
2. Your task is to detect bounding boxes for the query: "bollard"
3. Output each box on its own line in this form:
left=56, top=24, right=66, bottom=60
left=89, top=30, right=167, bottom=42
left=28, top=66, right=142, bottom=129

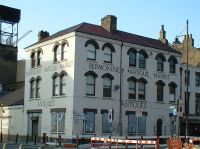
left=19, top=144, right=24, bottom=149
left=125, top=136, right=128, bottom=149
left=3, top=143, right=7, bottom=149
left=15, top=134, right=18, bottom=144
left=1, top=131, right=2, bottom=142
left=26, top=134, right=29, bottom=144
left=76, top=134, right=79, bottom=148
left=109, top=136, right=111, bottom=149
left=34, top=135, right=37, bottom=145
left=156, top=135, right=160, bottom=149
left=140, top=136, right=144, bottom=149
left=58, top=135, right=61, bottom=147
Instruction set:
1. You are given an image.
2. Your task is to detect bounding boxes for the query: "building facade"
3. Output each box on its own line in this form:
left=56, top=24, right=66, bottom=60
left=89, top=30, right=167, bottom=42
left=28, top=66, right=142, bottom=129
left=24, top=15, right=187, bottom=140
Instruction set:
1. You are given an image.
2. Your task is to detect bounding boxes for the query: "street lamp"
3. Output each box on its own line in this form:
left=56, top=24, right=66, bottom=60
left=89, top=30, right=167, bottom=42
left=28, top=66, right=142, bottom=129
left=0, top=104, right=4, bottom=142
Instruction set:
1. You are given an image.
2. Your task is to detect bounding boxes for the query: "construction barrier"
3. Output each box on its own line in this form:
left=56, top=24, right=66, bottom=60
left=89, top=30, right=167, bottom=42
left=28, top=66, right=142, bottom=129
left=188, top=137, right=200, bottom=149
left=167, top=138, right=182, bottom=149
left=91, top=136, right=159, bottom=149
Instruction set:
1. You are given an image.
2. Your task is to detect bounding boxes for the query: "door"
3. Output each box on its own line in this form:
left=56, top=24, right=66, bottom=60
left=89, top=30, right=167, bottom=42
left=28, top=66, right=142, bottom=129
left=157, top=119, right=162, bottom=136
left=32, top=119, right=38, bottom=138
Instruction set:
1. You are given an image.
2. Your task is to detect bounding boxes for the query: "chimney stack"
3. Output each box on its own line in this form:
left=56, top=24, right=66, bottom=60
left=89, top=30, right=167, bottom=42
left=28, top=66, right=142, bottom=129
left=38, top=30, right=49, bottom=41
left=101, top=15, right=117, bottom=33
left=189, top=34, right=194, bottom=47
left=159, top=25, right=168, bottom=45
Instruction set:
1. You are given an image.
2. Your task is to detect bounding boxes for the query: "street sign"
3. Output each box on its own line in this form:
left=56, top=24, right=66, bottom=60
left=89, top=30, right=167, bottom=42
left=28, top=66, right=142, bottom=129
left=136, top=108, right=142, bottom=117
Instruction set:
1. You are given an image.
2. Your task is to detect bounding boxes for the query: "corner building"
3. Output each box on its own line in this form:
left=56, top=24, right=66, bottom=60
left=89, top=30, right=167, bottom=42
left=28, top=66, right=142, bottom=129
left=24, top=15, right=182, bottom=139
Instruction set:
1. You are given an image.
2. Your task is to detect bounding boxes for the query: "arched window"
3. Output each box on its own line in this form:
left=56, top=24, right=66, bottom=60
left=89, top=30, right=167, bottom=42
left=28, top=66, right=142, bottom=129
left=156, top=54, right=166, bottom=71
left=85, top=39, right=99, bottom=61
left=168, top=56, right=177, bottom=73
left=127, top=48, right=137, bottom=67
left=139, top=50, right=148, bottom=68
left=36, top=78, right=41, bottom=98
left=104, top=47, right=112, bottom=63
left=156, top=80, right=165, bottom=102
left=53, top=45, right=59, bottom=62
left=31, top=53, right=36, bottom=68
left=127, top=77, right=137, bottom=99
left=30, top=79, right=35, bottom=99
left=37, top=51, right=42, bottom=66
left=102, top=73, right=114, bottom=97
left=60, top=74, right=67, bottom=95
left=61, top=43, right=67, bottom=61
left=102, top=43, right=115, bottom=63
left=138, top=78, right=147, bottom=100
left=85, top=71, right=98, bottom=96
left=87, top=44, right=96, bottom=60
left=168, top=82, right=177, bottom=102
left=53, top=75, right=59, bottom=96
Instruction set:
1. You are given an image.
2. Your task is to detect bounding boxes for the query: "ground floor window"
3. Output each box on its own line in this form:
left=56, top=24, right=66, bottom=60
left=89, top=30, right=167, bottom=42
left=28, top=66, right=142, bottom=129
left=101, top=110, right=112, bottom=133
left=127, top=111, right=147, bottom=134
left=83, top=109, right=97, bottom=133
left=51, top=112, right=65, bottom=133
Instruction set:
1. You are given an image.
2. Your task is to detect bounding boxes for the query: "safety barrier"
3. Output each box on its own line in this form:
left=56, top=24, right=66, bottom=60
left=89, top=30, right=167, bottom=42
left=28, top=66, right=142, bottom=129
left=91, top=136, right=159, bottom=149
left=188, top=137, right=200, bottom=149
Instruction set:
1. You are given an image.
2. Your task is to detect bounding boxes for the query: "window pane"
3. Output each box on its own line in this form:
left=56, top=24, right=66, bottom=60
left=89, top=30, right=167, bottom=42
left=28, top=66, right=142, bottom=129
left=138, top=114, right=146, bottom=133
left=87, top=44, right=95, bottom=60
left=60, top=75, right=66, bottom=95
left=85, top=112, right=95, bottom=133
left=103, top=77, right=112, bottom=97
left=31, top=53, right=36, bottom=68
left=61, top=43, right=67, bottom=60
left=196, top=73, right=200, bottom=86
left=86, top=75, right=95, bottom=95
left=196, top=93, right=200, bottom=115
left=104, top=47, right=112, bottom=62
left=128, top=114, right=136, bottom=133
left=30, top=80, right=35, bottom=99
left=53, top=77, right=59, bottom=96
left=51, top=112, right=57, bottom=132
left=157, top=57, right=164, bottom=71
left=36, top=79, right=41, bottom=98
left=102, top=112, right=111, bottom=133
left=138, top=82, right=145, bottom=100
left=139, top=53, right=146, bottom=68
left=169, top=60, right=175, bottom=73
left=58, top=112, right=65, bottom=132
left=129, top=80, right=136, bottom=99
left=157, top=84, right=163, bottom=101
left=129, top=52, right=136, bottom=66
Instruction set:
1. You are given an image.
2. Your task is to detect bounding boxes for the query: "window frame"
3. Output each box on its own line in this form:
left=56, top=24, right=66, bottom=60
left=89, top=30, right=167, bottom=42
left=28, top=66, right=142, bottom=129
left=85, top=111, right=95, bottom=133
left=128, top=79, right=136, bottom=99
left=138, top=81, right=146, bottom=100
left=129, top=51, right=137, bottom=67
left=139, top=53, right=146, bottom=68
left=53, top=75, right=59, bottom=96
left=30, top=80, right=35, bottom=99
left=31, top=53, right=36, bottom=68
left=36, top=78, right=41, bottom=98
left=102, top=112, right=112, bottom=133
left=60, top=74, right=66, bottom=96
left=103, top=77, right=112, bottom=98
left=51, top=112, right=65, bottom=133
left=86, top=75, right=95, bottom=96
left=104, top=47, right=112, bottom=63
left=86, top=44, right=96, bottom=61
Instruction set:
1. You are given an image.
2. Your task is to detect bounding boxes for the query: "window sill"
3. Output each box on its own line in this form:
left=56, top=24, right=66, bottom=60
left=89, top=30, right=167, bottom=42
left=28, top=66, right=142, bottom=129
left=102, top=97, right=113, bottom=100
left=28, top=98, right=41, bottom=101
left=156, top=101, right=165, bottom=104
left=52, top=95, right=67, bottom=99
left=51, top=132, right=65, bottom=134
left=85, top=95, right=97, bottom=99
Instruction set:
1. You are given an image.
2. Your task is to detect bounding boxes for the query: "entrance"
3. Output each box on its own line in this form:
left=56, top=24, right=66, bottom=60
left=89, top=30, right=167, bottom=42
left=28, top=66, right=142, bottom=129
left=157, top=119, right=162, bottom=136
left=32, top=118, right=38, bottom=140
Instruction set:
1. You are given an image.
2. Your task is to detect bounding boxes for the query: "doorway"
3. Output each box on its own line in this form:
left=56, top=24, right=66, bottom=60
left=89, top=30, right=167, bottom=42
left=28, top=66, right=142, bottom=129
left=157, top=119, right=162, bottom=136
left=32, top=118, right=38, bottom=140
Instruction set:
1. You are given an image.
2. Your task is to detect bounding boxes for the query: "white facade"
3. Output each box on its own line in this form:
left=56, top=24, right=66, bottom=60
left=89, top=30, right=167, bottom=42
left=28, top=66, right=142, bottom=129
left=24, top=26, right=184, bottom=139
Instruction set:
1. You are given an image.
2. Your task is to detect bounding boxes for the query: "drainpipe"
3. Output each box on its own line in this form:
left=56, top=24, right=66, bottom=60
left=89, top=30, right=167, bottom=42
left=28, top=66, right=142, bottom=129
left=119, top=41, right=123, bottom=136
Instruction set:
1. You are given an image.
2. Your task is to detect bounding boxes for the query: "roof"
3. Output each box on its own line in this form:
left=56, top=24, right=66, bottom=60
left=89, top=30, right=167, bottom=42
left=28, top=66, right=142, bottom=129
left=0, top=87, right=24, bottom=106
left=27, top=22, right=181, bottom=54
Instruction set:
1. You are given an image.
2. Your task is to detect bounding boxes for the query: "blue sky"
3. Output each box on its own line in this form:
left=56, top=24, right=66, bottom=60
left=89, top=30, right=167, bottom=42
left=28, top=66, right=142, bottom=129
left=1, top=0, right=200, bottom=59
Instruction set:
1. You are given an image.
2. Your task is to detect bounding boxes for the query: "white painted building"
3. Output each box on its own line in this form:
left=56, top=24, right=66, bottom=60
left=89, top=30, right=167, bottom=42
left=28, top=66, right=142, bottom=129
left=22, top=15, right=199, bottom=140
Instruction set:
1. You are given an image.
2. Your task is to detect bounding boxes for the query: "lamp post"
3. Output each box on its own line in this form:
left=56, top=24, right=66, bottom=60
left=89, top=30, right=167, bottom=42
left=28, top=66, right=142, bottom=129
left=185, top=20, right=189, bottom=141
left=0, top=104, right=4, bottom=142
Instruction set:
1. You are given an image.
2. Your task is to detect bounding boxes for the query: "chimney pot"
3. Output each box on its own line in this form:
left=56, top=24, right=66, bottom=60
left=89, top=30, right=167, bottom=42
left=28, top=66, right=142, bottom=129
left=101, top=15, right=117, bottom=33
left=38, top=30, right=49, bottom=41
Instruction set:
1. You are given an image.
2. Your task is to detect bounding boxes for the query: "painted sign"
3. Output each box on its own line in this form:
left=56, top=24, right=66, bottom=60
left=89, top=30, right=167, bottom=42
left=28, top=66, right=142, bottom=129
left=122, top=100, right=147, bottom=110
left=37, top=99, right=55, bottom=108
left=88, top=63, right=120, bottom=73
left=128, top=68, right=149, bottom=77
left=154, top=72, right=169, bottom=79
left=26, top=61, right=73, bottom=77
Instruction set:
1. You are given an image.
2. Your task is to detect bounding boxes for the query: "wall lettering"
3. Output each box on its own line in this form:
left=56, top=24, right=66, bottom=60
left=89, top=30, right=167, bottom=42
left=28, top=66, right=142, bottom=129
left=88, top=63, right=120, bottom=73
left=128, top=68, right=149, bottom=77
left=26, top=61, right=73, bottom=77
left=154, top=72, right=169, bottom=79
left=122, top=100, right=147, bottom=110
left=37, top=99, right=55, bottom=108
